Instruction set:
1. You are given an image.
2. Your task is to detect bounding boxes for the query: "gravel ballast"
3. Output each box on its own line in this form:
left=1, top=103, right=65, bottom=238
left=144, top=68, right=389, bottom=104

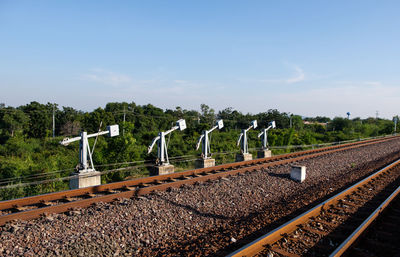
left=1, top=139, right=400, bottom=256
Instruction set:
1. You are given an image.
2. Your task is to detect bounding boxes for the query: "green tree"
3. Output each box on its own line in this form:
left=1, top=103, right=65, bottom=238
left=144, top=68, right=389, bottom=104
left=57, top=106, right=83, bottom=136
left=200, top=104, right=215, bottom=125
left=0, top=107, right=29, bottom=137
left=20, top=102, right=53, bottom=138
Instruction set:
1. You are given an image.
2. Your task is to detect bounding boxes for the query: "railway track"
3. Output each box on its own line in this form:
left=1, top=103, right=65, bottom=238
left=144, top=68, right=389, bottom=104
left=228, top=153, right=400, bottom=257
left=0, top=135, right=397, bottom=227
left=331, top=184, right=400, bottom=257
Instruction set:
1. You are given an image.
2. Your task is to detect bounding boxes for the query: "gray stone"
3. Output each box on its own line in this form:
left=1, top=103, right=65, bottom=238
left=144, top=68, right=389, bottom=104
left=235, top=153, right=253, bottom=162
left=257, top=149, right=272, bottom=158
left=290, top=165, right=306, bottom=182
left=151, top=164, right=174, bottom=176
left=195, top=158, right=215, bottom=168
left=69, top=171, right=101, bottom=189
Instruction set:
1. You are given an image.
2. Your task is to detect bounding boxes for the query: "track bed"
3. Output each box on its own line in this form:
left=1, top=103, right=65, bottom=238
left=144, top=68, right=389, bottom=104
left=1, top=138, right=400, bottom=256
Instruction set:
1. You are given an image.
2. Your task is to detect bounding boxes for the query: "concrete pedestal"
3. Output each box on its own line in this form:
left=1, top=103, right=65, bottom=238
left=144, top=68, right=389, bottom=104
left=151, top=164, right=174, bottom=176
left=257, top=149, right=272, bottom=158
left=70, top=171, right=101, bottom=189
left=290, top=165, right=306, bottom=182
left=236, top=153, right=253, bottom=162
left=195, top=158, right=215, bottom=169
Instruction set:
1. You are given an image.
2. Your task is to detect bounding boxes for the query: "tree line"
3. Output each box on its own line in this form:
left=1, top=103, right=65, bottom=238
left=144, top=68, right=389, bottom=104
left=0, top=101, right=397, bottom=200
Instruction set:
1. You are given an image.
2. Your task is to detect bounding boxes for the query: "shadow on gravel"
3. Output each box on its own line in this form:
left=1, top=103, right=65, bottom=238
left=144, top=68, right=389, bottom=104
left=156, top=195, right=229, bottom=220
left=267, top=172, right=291, bottom=180
left=149, top=151, right=400, bottom=257
left=303, top=175, right=400, bottom=257
left=210, top=153, right=400, bottom=257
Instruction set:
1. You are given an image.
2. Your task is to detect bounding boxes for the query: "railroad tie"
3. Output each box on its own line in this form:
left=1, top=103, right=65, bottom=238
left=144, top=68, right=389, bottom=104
left=63, top=197, right=75, bottom=202
left=302, top=226, right=329, bottom=236
left=12, top=205, right=30, bottom=212
left=314, top=219, right=335, bottom=228
left=123, top=186, right=136, bottom=191
left=271, top=246, right=301, bottom=257
left=39, top=201, right=51, bottom=207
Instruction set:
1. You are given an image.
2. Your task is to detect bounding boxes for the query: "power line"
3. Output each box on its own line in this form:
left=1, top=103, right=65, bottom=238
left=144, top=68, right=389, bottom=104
left=0, top=134, right=390, bottom=187
left=0, top=165, right=150, bottom=190
left=52, top=104, right=55, bottom=138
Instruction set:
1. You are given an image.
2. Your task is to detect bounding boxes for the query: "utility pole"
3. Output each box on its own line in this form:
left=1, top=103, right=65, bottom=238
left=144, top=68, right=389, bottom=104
left=376, top=110, right=379, bottom=119
left=123, top=106, right=126, bottom=136
left=52, top=104, right=55, bottom=138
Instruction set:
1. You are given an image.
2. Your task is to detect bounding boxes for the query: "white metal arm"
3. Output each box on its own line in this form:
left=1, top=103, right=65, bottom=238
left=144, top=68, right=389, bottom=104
left=196, top=120, right=223, bottom=159
left=237, top=120, right=257, bottom=154
left=196, top=134, right=205, bottom=150
left=148, top=119, right=186, bottom=165
left=60, top=130, right=109, bottom=146
left=258, top=125, right=273, bottom=137
left=148, top=135, right=160, bottom=154
left=207, top=124, right=219, bottom=134
left=59, top=125, right=119, bottom=173
left=164, top=126, right=179, bottom=136
left=237, top=133, right=243, bottom=146
left=60, top=136, right=81, bottom=146
left=258, top=121, right=276, bottom=149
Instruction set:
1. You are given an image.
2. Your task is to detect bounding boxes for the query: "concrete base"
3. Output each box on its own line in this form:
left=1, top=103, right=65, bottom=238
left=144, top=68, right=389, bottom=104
left=257, top=150, right=272, bottom=158
left=236, top=153, right=253, bottom=162
left=70, top=171, right=101, bottom=189
left=151, top=164, right=174, bottom=176
left=291, top=165, right=306, bottom=182
left=195, top=158, right=216, bottom=169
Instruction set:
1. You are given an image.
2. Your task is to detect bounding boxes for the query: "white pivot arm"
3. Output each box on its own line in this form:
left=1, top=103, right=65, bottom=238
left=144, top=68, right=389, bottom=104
left=238, top=120, right=257, bottom=154
left=196, top=119, right=223, bottom=159
left=148, top=119, right=186, bottom=165
left=60, top=136, right=82, bottom=146
left=196, top=134, right=204, bottom=150
left=164, top=126, right=179, bottom=136
left=259, top=121, right=276, bottom=149
left=207, top=124, right=219, bottom=134
left=148, top=135, right=160, bottom=154
left=237, top=133, right=243, bottom=146
left=59, top=124, right=119, bottom=173
left=244, top=125, right=252, bottom=133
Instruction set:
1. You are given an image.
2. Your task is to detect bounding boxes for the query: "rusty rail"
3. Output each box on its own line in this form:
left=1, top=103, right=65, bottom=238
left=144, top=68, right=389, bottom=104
left=227, top=155, right=400, bottom=257
left=0, top=135, right=397, bottom=226
left=329, top=184, right=400, bottom=257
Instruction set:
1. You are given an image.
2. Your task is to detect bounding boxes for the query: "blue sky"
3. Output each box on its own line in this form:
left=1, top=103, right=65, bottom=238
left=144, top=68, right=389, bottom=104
left=1, top=1, right=400, bottom=118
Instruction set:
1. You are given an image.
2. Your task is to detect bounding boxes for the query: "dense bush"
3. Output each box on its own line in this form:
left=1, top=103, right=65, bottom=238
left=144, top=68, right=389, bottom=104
left=0, top=101, right=397, bottom=199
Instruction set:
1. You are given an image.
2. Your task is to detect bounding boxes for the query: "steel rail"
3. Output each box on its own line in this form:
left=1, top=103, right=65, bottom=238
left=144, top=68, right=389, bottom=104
left=0, top=135, right=397, bottom=226
left=227, top=156, right=400, bottom=257
left=0, top=136, right=391, bottom=209
left=329, top=184, right=400, bottom=257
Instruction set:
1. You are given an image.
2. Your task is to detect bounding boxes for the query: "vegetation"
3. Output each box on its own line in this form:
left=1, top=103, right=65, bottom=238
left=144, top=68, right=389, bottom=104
left=0, top=101, right=397, bottom=200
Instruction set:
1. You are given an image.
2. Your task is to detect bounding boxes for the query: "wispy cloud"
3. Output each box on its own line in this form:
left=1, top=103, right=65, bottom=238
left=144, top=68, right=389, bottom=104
left=335, top=80, right=382, bottom=87
left=173, top=80, right=189, bottom=84
left=285, top=65, right=305, bottom=84
left=242, top=64, right=306, bottom=85
left=277, top=80, right=399, bottom=118
left=81, top=69, right=132, bottom=86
